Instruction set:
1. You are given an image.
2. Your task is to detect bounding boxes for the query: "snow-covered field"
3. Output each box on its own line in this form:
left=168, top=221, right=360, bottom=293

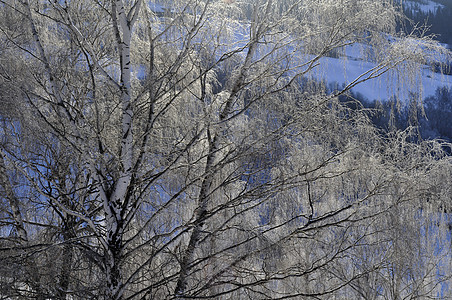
left=311, top=42, right=451, bottom=102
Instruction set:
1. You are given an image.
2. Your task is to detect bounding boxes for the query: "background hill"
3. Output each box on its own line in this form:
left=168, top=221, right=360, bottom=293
left=403, top=0, right=452, bottom=47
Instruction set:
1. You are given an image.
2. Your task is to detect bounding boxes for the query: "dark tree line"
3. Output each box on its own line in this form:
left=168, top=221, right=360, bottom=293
left=353, top=86, right=452, bottom=142
left=402, top=1, right=452, bottom=48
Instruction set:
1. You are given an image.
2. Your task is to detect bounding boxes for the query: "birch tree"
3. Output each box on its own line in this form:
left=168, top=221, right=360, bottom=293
left=0, top=0, right=451, bottom=299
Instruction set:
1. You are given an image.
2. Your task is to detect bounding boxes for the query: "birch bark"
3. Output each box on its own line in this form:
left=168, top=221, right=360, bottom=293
left=104, top=0, right=141, bottom=298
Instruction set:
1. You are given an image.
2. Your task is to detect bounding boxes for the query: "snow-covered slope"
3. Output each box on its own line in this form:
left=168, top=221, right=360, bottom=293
left=148, top=1, right=451, bottom=103
left=311, top=42, right=451, bottom=102
left=404, top=0, right=444, bottom=14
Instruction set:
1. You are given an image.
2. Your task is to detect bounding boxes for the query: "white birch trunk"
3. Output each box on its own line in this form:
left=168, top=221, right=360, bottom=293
left=104, top=0, right=141, bottom=298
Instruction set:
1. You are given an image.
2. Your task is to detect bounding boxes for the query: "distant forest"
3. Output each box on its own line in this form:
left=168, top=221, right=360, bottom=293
left=341, top=86, right=452, bottom=143
left=403, top=0, right=452, bottom=47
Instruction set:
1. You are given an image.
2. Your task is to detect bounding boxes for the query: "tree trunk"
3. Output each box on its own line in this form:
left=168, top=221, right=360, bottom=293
left=0, top=152, right=28, bottom=243
left=174, top=23, right=260, bottom=295
left=57, top=219, right=75, bottom=300
left=0, top=152, right=46, bottom=299
left=103, top=0, right=141, bottom=297
left=174, top=132, right=218, bottom=298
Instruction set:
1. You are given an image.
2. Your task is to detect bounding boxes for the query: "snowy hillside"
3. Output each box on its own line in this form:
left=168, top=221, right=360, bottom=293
left=147, top=2, right=451, bottom=104
left=306, top=0, right=451, bottom=102
left=311, top=42, right=451, bottom=102
left=145, top=2, right=450, bottom=108
left=404, top=0, right=444, bottom=14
